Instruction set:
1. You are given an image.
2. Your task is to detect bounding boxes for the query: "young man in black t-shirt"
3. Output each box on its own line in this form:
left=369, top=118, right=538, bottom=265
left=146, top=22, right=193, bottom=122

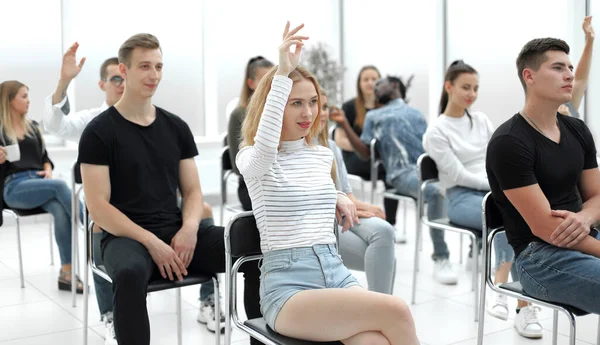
left=78, top=34, right=261, bottom=345
left=486, top=37, right=600, bottom=317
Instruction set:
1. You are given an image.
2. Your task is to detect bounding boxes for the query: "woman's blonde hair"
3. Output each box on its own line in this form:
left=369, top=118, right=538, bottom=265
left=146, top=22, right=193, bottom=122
left=240, top=66, right=336, bottom=182
left=0, top=81, right=36, bottom=145
left=241, top=65, right=322, bottom=148
left=316, top=88, right=337, bottom=183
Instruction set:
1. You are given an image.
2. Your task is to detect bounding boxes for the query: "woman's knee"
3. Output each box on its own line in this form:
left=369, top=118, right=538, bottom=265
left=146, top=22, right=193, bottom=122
left=376, top=223, right=396, bottom=244
left=383, top=297, right=413, bottom=324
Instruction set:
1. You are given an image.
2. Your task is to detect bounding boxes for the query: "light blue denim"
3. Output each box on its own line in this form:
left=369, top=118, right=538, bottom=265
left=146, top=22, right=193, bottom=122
left=337, top=216, right=396, bottom=294
left=515, top=231, right=600, bottom=313
left=391, top=167, right=449, bottom=260
left=446, top=186, right=516, bottom=277
left=259, top=244, right=360, bottom=331
left=4, top=170, right=80, bottom=266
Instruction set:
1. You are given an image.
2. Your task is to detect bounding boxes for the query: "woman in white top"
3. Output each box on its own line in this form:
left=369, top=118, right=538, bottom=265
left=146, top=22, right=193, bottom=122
left=423, top=60, right=542, bottom=339
left=237, top=23, right=418, bottom=344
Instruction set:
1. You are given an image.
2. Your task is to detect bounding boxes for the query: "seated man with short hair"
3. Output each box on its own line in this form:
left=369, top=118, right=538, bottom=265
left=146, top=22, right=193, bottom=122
left=487, top=37, right=600, bottom=316
left=79, top=33, right=261, bottom=345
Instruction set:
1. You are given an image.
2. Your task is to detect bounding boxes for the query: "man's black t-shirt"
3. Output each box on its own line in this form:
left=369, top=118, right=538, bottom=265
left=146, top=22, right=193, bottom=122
left=77, top=106, right=198, bottom=237
left=486, top=113, right=597, bottom=256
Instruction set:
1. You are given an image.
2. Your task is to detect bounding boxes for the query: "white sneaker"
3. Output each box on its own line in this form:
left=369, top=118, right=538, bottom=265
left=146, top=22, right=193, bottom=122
left=197, top=294, right=225, bottom=333
left=395, top=230, right=407, bottom=244
left=433, top=259, right=458, bottom=285
left=486, top=292, right=509, bottom=321
left=514, top=306, right=543, bottom=339
left=104, top=318, right=118, bottom=345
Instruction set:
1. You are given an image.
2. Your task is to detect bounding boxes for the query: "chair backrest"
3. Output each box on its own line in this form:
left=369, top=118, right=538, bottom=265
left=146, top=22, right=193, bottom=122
left=417, top=153, right=438, bottom=182
left=73, top=161, right=82, bottom=184
left=222, top=146, right=233, bottom=172
left=482, top=192, right=504, bottom=231
left=226, top=211, right=261, bottom=257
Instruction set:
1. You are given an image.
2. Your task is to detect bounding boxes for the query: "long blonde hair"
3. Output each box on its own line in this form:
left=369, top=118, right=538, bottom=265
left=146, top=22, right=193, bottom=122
left=317, top=88, right=337, bottom=183
left=241, top=65, right=322, bottom=148
left=0, top=81, right=36, bottom=145
left=240, top=66, right=336, bottom=181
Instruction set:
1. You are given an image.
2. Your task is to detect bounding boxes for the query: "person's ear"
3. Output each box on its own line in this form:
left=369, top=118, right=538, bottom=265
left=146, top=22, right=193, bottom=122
left=522, top=68, right=534, bottom=86
left=444, top=80, right=452, bottom=94
left=247, top=78, right=257, bottom=91
left=119, top=63, right=127, bottom=78
left=99, top=80, right=106, bottom=91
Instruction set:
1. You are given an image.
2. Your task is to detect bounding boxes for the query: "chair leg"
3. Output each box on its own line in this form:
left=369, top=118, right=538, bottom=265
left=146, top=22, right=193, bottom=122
left=596, top=315, right=600, bottom=345
left=49, top=215, right=54, bottom=266
left=476, top=264, right=486, bottom=345
left=83, top=232, right=90, bottom=345
left=459, top=235, right=464, bottom=265
left=213, top=277, right=221, bottom=345
left=396, top=201, right=407, bottom=244
left=72, top=196, right=79, bottom=307
left=471, top=237, right=478, bottom=322
left=15, top=215, right=25, bottom=288
left=411, top=211, right=421, bottom=304
left=552, top=310, right=559, bottom=345
left=177, top=288, right=182, bottom=345
left=564, top=309, right=576, bottom=345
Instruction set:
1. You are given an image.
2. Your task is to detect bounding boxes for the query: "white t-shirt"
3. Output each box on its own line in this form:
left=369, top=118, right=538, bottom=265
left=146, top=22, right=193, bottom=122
left=422, top=111, right=494, bottom=191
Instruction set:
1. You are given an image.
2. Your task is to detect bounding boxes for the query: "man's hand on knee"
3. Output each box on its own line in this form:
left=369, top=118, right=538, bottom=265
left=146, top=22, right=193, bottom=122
left=170, top=227, right=198, bottom=268
left=146, top=236, right=188, bottom=281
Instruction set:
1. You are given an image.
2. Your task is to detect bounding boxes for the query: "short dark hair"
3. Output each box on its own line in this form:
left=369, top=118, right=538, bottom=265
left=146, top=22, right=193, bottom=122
left=118, top=33, right=161, bottom=68
left=386, top=75, right=413, bottom=100
left=516, top=37, right=570, bottom=91
left=99, top=57, right=119, bottom=80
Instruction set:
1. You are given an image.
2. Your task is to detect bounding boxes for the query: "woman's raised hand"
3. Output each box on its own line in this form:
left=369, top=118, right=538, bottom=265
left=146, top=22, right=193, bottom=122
left=276, top=21, right=309, bottom=76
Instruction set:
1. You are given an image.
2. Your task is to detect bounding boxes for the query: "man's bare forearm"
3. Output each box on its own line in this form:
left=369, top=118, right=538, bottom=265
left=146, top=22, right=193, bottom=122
left=88, top=199, right=157, bottom=247
left=51, top=78, right=72, bottom=105
left=181, top=188, right=203, bottom=232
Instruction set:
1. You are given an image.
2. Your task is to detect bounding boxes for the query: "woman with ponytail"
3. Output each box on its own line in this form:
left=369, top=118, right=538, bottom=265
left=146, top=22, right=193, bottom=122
left=423, top=61, right=542, bottom=339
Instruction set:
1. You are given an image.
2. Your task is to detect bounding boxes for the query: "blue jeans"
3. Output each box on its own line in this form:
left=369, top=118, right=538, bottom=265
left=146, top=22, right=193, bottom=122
left=4, top=170, right=78, bottom=266
left=446, top=186, right=516, bottom=276
left=515, top=231, right=600, bottom=314
left=391, top=167, right=449, bottom=260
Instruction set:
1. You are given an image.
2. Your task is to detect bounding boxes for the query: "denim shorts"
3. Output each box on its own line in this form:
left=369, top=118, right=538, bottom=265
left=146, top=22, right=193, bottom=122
left=259, top=243, right=361, bottom=330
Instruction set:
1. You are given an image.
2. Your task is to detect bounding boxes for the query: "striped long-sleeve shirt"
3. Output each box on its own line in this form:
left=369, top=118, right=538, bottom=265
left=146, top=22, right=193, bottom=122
left=236, top=75, right=337, bottom=253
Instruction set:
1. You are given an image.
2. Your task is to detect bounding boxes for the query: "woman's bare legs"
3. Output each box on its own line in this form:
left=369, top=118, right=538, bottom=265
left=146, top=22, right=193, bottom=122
left=274, top=286, right=419, bottom=345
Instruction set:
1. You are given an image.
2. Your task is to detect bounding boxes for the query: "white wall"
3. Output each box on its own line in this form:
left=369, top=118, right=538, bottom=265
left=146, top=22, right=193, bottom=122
left=446, top=0, right=574, bottom=128
left=587, top=0, right=600, bottom=141
left=343, top=0, right=435, bottom=117
left=62, top=0, right=206, bottom=135
left=206, top=0, right=342, bottom=134
left=0, top=0, right=62, bottom=125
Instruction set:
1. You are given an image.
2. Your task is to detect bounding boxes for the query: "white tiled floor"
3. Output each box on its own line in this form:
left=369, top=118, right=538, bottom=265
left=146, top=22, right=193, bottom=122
left=0, top=195, right=598, bottom=345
